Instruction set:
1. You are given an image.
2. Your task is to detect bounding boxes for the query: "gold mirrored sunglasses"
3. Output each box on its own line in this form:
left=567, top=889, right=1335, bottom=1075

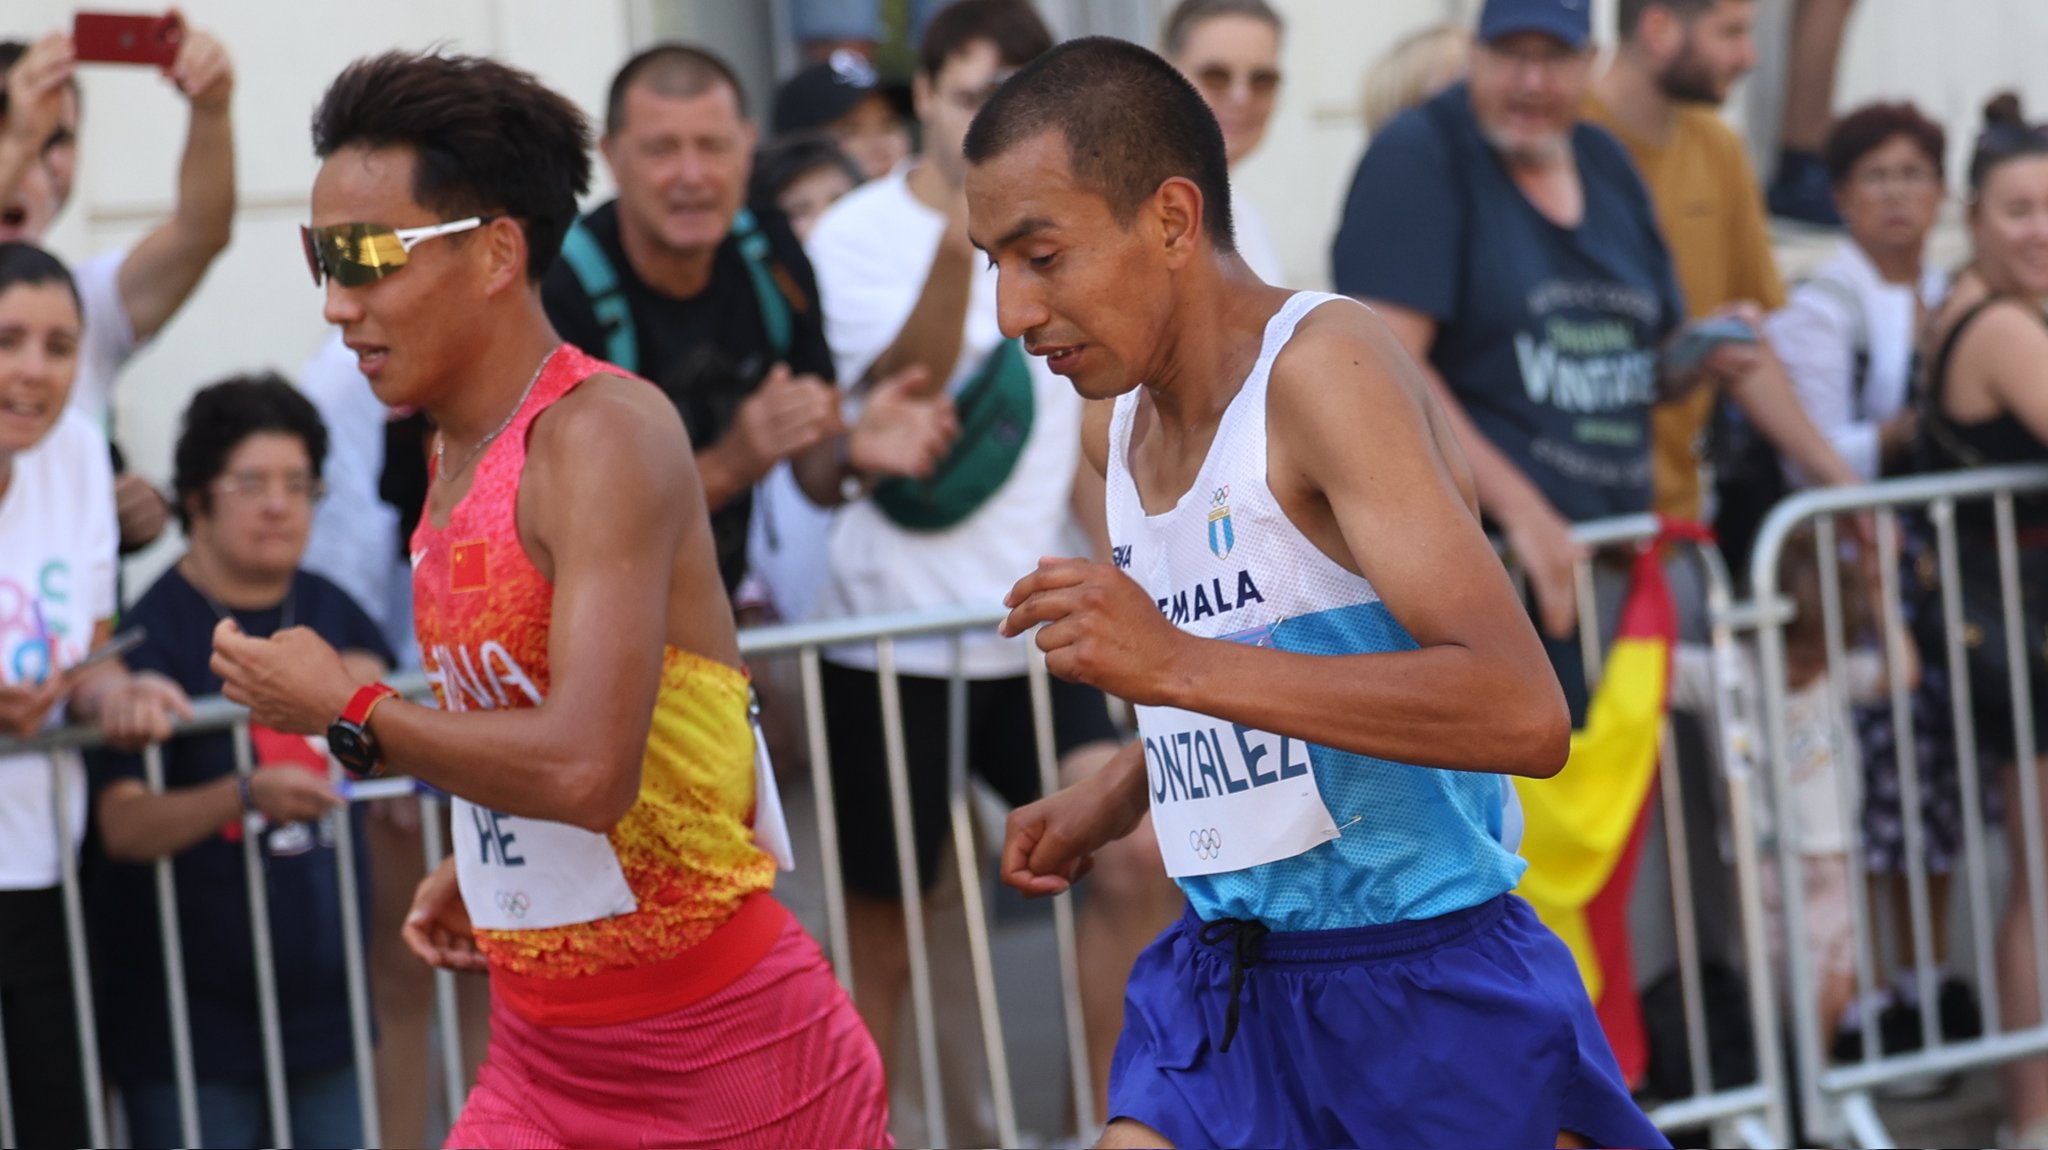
left=299, top=215, right=500, bottom=288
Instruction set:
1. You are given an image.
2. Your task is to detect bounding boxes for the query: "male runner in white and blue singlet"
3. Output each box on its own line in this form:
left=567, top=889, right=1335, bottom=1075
left=970, top=36, right=1670, bottom=1150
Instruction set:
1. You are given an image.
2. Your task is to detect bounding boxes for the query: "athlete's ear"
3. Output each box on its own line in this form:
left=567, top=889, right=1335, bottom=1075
left=1153, top=176, right=1204, bottom=270
left=480, top=216, right=529, bottom=297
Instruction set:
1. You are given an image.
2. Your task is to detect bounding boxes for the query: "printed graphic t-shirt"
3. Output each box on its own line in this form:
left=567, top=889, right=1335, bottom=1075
left=0, top=410, right=116, bottom=889
left=1333, top=83, right=1687, bottom=522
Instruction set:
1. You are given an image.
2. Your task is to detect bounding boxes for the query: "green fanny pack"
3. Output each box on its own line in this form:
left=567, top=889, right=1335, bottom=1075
left=872, top=339, right=1036, bottom=531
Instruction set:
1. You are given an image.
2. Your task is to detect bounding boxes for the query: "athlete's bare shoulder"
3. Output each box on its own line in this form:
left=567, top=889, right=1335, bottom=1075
left=1266, top=298, right=1481, bottom=519
left=519, top=372, right=700, bottom=566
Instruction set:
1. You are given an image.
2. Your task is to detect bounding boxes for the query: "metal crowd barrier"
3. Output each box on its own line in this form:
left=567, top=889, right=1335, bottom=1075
left=0, top=502, right=1864, bottom=1148
left=0, top=602, right=1095, bottom=1150
left=1514, top=515, right=1789, bottom=1148
left=1750, top=463, right=2048, bottom=1148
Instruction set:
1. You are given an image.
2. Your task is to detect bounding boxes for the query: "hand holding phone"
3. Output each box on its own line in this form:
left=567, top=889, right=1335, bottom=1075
left=72, top=12, right=183, bottom=67
left=1664, top=314, right=1759, bottom=375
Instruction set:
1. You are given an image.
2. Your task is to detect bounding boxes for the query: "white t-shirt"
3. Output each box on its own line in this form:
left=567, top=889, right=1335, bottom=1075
left=805, top=169, right=1083, bottom=678
left=297, top=330, right=419, bottom=666
left=0, top=411, right=117, bottom=889
left=1766, top=242, right=1947, bottom=483
left=1233, top=192, right=1284, bottom=286
left=67, top=248, right=140, bottom=431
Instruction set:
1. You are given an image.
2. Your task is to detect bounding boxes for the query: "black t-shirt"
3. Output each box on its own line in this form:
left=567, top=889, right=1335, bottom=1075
left=85, top=566, right=392, bottom=1084
left=541, top=199, right=835, bottom=595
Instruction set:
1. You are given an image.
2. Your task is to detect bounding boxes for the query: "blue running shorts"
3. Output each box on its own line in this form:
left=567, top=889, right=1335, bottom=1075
left=1108, top=895, right=1670, bottom=1149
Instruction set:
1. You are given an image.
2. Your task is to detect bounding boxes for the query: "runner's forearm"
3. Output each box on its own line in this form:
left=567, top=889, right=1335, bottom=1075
left=1156, top=635, right=1567, bottom=778
left=369, top=698, right=647, bottom=832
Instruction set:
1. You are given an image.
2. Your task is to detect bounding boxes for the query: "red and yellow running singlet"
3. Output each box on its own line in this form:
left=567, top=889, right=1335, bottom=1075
left=411, top=344, right=776, bottom=1025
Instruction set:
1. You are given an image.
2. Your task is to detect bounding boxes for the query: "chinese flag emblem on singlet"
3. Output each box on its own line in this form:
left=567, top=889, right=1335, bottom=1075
left=452, top=540, right=489, bottom=593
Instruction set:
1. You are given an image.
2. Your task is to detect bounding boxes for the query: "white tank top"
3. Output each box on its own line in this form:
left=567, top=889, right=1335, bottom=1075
left=1105, top=291, right=1526, bottom=931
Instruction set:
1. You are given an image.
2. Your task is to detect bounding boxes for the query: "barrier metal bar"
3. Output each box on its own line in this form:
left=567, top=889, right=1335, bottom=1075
left=1995, top=493, right=2048, bottom=1021
left=329, top=757, right=381, bottom=1147
left=1750, top=464, right=2048, bottom=1142
left=799, top=647, right=855, bottom=986
left=0, top=969, right=12, bottom=1150
left=420, top=792, right=466, bottom=1131
left=874, top=639, right=946, bottom=1145
left=1657, top=716, right=1714, bottom=1102
left=1844, top=514, right=1889, bottom=1079
left=1754, top=510, right=1834, bottom=1136
left=1698, top=534, right=1793, bottom=1148
left=1940, top=503, right=2002, bottom=1048
left=143, top=743, right=202, bottom=1150
left=1575, top=554, right=1601, bottom=692
left=945, top=638, right=1020, bottom=1148
left=232, top=722, right=293, bottom=1147
left=1027, top=646, right=1098, bottom=1140
left=50, top=753, right=108, bottom=1150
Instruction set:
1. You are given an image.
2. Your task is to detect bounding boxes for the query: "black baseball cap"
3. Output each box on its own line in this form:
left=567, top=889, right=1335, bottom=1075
left=771, top=49, right=911, bottom=137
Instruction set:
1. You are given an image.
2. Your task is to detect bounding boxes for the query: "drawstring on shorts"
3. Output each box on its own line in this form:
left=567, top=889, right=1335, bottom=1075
left=1197, top=918, right=1270, bottom=1053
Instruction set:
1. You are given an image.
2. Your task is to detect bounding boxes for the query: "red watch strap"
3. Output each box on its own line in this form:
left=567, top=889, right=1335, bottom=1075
left=342, top=683, right=400, bottom=726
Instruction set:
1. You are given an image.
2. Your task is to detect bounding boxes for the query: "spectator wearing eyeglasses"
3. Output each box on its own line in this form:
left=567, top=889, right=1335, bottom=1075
left=1768, top=102, right=1949, bottom=486
left=0, top=25, right=236, bottom=554
left=85, top=375, right=392, bottom=1150
left=1161, top=0, right=1285, bottom=284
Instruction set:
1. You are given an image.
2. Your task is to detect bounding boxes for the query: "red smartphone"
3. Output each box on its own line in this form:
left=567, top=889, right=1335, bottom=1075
left=72, top=12, right=183, bottom=67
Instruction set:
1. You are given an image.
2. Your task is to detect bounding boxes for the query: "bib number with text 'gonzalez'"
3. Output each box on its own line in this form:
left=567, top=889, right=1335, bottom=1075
left=1137, top=701, right=1341, bottom=879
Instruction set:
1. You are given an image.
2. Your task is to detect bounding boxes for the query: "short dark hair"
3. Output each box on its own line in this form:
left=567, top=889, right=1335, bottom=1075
left=311, top=52, right=592, bottom=282
left=964, top=37, right=1235, bottom=251
left=0, top=242, right=80, bottom=312
left=172, top=373, right=330, bottom=532
left=1617, top=0, right=1727, bottom=37
left=1823, top=101, right=1946, bottom=188
left=1160, top=0, right=1284, bottom=59
left=919, top=0, right=1055, bottom=80
left=1969, top=91, right=2048, bottom=195
left=750, top=135, right=865, bottom=206
left=606, top=43, right=749, bottom=136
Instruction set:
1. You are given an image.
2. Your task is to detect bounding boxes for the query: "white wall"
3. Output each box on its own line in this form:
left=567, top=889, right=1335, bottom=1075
left=4, top=0, right=633, bottom=589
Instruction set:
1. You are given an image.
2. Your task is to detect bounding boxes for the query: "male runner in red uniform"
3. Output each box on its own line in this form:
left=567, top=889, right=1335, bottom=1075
left=211, top=51, right=889, bottom=1149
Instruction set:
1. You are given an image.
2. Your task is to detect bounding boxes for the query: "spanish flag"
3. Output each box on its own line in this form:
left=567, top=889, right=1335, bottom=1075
left=1514, top=520, right=1704, bottom=1084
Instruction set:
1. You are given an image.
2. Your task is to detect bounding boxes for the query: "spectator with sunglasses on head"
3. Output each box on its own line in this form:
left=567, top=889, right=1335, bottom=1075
left=0, top=23, right=235, bottom=554
left=1161, top=0, right=1285, bottom=284
left=1915, top=89, right=2048, bottom=1149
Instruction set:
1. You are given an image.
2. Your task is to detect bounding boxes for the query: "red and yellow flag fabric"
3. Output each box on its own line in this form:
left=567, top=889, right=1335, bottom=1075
left=1515, top=520, right=1705, bottom=1084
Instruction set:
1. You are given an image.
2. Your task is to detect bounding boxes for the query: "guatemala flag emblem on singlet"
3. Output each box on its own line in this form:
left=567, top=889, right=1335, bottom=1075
left=1207, top=486, right=1235, bottom=560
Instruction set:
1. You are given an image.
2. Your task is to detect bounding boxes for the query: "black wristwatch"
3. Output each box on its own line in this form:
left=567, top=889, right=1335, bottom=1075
left=328, top=683, right=399, bottom=775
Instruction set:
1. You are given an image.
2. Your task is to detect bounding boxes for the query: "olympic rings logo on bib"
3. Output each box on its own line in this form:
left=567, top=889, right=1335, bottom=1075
left=495, top=890, right=531, bottom=920
left=1189, top=828, right=1223, bottom=861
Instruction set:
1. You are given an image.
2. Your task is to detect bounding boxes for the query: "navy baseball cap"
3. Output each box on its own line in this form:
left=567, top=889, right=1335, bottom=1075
left=1477, top=0, right=1592, bottom=48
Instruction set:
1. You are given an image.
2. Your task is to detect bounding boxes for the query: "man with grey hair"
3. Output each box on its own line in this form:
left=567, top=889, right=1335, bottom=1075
left=1333, top=0, right=1713, bottom=722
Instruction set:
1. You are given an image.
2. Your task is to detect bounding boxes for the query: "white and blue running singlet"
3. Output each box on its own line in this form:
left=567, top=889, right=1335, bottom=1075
left=1106, top=291, right=1527, bottom=932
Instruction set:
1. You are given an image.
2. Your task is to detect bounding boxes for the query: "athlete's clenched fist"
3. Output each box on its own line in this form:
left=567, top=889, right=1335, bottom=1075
left=999, top=556, right=1185, bottom=705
